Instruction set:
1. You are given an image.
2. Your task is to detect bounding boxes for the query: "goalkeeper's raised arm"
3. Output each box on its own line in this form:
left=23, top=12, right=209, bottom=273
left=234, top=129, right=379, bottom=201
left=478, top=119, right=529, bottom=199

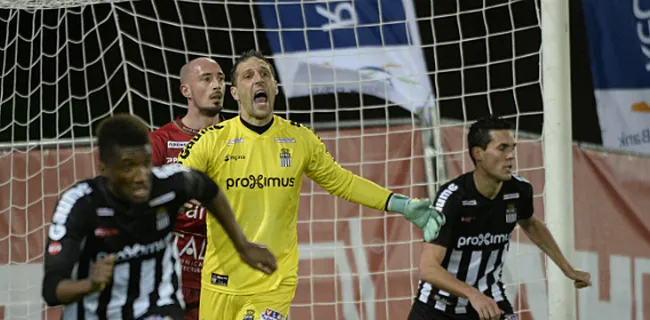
left=301, top=123, right=445, bottom=242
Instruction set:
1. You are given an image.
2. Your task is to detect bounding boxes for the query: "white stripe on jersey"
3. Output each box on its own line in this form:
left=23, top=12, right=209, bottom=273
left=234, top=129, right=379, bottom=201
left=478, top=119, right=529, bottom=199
left=133, top=258, right=157, bottom=318
left=156, top=241, right=177, bottom=307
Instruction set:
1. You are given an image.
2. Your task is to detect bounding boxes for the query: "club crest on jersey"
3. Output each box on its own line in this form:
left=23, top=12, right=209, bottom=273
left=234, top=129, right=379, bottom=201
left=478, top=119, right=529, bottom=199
left=156, top=207, right=170, bottom=230
left=504, top=314, right=518, bottom=320
left=506, top=203, right=517, bottom=223
left=280, top=148, right=291, bottom=167
left=243, top=309, right=255, bottom=320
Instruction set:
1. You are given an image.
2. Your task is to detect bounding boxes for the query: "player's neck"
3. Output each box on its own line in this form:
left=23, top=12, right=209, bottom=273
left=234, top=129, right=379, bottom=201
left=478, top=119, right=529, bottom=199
left=473, top=170, right=502, bottom=200
left=181, top=111, right=219, bottom=132
left=240, top=112, right=273, bottom=127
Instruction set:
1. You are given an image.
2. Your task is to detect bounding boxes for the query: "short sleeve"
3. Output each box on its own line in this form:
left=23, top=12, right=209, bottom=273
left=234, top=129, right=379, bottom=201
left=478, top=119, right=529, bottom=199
left=429, top=183, right=463, bottom=248
left=518, top=183, right=535, bottom=220
left=149, top=131, right=167, bottom=166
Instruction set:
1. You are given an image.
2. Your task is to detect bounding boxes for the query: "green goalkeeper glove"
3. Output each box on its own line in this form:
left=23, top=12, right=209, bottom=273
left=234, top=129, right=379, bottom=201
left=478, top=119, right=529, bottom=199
left=388, top=194, right=445, bottom=242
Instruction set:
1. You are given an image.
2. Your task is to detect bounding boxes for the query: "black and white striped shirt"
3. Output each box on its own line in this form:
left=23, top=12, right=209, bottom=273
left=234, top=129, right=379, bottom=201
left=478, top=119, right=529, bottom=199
left=416, top=172, right=533, bottom=316
left=42, top=165, right=220, bottom=319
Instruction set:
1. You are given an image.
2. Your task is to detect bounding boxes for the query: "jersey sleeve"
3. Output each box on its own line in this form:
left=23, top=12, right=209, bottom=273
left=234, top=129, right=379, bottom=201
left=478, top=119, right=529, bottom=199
left=302, top=126, right=391, bottom=211
left=429, top=183, right=463, bottom=248
left=518, top=182, right=535, bottom=220
left=152, top=165, right=221, bottom=207
left=42, top=186, right=92, bottom=306
left=149, top=130, right=167, bottom=166
left=177, top=126, right=218, bottom=172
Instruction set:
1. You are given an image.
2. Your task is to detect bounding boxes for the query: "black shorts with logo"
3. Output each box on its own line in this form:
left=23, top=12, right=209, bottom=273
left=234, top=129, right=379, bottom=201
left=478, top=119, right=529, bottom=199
left=408, top=299, right=517, bottom=320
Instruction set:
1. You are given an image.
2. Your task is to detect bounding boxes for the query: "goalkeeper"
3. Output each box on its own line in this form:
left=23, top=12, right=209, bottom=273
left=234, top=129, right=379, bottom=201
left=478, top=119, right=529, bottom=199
left=177, top=49, right=445, bottom=320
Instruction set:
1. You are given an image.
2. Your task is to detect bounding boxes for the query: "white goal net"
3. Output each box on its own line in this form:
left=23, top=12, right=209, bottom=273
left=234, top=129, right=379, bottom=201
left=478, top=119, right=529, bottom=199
left=0, top=0, right=553, bottom=319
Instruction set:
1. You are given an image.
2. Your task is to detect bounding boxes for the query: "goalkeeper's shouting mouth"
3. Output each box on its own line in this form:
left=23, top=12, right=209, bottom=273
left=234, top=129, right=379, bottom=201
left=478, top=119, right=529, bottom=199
left=176, top=49, right=445, bottom=320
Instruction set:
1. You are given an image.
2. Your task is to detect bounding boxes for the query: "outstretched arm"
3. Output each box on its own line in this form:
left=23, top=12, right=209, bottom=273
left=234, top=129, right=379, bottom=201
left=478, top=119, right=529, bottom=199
left=517, top=216, right=591, bottom=288
left=302, top=127, right=444, bottom=241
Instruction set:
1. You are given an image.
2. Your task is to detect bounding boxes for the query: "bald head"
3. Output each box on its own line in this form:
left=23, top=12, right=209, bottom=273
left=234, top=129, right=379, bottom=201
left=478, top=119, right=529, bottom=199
left=179, top=57, right=225, bottom=115
left=180, top=57, right=220, bottom=84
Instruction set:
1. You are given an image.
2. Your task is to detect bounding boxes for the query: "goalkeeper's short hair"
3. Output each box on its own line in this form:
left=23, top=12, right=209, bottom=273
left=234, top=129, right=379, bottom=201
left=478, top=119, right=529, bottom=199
left=467, top=115, right=513, bottom=164
left=230, top=49, right=277, bottom=86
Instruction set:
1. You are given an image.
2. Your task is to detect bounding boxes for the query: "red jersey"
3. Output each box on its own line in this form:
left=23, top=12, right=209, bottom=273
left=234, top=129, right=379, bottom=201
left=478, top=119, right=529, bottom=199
left=150, top=117, right=209, bottom=290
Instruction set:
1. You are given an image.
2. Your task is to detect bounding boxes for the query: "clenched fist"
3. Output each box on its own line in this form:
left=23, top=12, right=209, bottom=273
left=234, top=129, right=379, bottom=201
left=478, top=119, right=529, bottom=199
left=91, top=254, right=115, bottom=292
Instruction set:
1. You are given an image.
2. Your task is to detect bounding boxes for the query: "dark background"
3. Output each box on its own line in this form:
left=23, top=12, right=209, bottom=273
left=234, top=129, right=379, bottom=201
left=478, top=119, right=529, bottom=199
left=0, top=0, right=600, bottom=145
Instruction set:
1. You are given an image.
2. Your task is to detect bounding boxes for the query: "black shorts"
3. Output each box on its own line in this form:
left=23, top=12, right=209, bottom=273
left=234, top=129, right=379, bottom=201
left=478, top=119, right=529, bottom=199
left=408, top=299, right=517, bottom=320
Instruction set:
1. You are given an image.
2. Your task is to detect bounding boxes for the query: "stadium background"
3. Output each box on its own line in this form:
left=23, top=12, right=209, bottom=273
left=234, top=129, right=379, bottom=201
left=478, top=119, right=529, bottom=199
left=1, top=0, right=649, bottom=319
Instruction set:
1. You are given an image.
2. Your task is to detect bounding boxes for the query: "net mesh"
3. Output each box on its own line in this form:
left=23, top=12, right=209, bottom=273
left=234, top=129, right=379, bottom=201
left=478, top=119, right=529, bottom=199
left=0, top=1, right=546, bottom=319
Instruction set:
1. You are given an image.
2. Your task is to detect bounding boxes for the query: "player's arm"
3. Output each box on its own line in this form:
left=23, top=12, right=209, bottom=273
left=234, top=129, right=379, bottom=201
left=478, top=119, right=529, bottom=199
left=516, top=184, right=591, bottom=288
left=302, top=127, right=444, bottom=241
left=42, top=190, right=112, bottom=306
left=149, top=131, right=167, bottom=166
left=418, top=190, right=503, bottom=319
left=178, top=167, right=277, bottom=274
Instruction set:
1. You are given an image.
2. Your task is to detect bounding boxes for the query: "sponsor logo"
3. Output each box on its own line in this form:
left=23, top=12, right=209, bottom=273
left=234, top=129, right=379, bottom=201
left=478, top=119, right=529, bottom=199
left=179, top=125, right=223, bottom=160
left=48, top=241, right=62, bottom=255
left=261, top=309, right=285, bottom=320
left=434, top=183, right=458, bottom=212
left=97, top=234, right=171, bottom=262
left=167, top=141, right=188, bottom=149
left=226, top=137, right=244, bottom=145
left=618, top=128, right=650, bottom=147
left=461, top=200, right=477, bottom=206
left=224, top=155, right=246, bottom=161
left=94, top=227, right=119, bottom=237
left=506, top=203, right=518, bottom=223
left=50, top=183, right=92, bottom=241
left=274, top=137, right=295, bottom=143
left=96, top=207, right=114, bottom=217
left=211, top=273, right=229, bottom=286
left=226, top=175, right=296, bottom=190
left=176, top=233, right=206, bottom=261
left=280, top=148, right=291, bottom=167
left=503, top=193, right=519, bottom=200
left=457, top=232, right=511, bottom=248
left=461, top=216, right=475, bottom=223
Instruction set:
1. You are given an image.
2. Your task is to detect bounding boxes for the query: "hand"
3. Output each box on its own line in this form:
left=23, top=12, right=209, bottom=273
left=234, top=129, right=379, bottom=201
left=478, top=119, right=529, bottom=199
left=402, top=198, right=446, bottom=242
left=467, top=290, right=504, bottom=320
left=565, top=268, right=591, bottom=289
left=90, top=254, right=115, bottom=292
left=238, top=242, right=277, bottom=275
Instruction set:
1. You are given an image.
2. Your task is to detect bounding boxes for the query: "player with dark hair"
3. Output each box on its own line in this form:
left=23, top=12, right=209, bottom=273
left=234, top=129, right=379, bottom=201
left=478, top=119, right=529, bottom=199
left=42, top=114, right=276, bottom=320
left=177, top=49, right=446, bottom=320
left=149, top=57, right=226, bottom=319
left=408, top=115, right=591, bottom=320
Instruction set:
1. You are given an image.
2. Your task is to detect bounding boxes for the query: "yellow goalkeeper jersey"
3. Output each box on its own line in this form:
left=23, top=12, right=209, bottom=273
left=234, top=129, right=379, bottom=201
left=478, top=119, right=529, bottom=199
left=178, top=115, right=392, bottom=295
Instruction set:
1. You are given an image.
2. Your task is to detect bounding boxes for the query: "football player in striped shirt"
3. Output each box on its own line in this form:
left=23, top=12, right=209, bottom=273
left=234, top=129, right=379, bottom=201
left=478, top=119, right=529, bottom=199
left=408, top=116, right=591, bottom=320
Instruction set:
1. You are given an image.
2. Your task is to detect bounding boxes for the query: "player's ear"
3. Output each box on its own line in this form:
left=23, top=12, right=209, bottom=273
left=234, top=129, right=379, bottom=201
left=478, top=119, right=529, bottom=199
left=180, top=84, right=191, bottom=98
left=471, top=146, right=482, bottom=163
left=274, top=80, right=279, bottom=95
left=230, top=86, right=239, bottom=101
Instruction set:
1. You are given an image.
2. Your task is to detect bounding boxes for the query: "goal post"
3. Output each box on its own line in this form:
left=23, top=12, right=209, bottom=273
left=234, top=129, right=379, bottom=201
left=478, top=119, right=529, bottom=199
left=0, top=0, right=578, bottom=319
left=541, top=0, right=576, bottom=319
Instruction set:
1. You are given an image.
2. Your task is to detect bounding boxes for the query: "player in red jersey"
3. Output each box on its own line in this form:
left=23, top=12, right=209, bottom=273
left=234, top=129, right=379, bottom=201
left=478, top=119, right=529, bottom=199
left=149, top=57, right=225, bottom=319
